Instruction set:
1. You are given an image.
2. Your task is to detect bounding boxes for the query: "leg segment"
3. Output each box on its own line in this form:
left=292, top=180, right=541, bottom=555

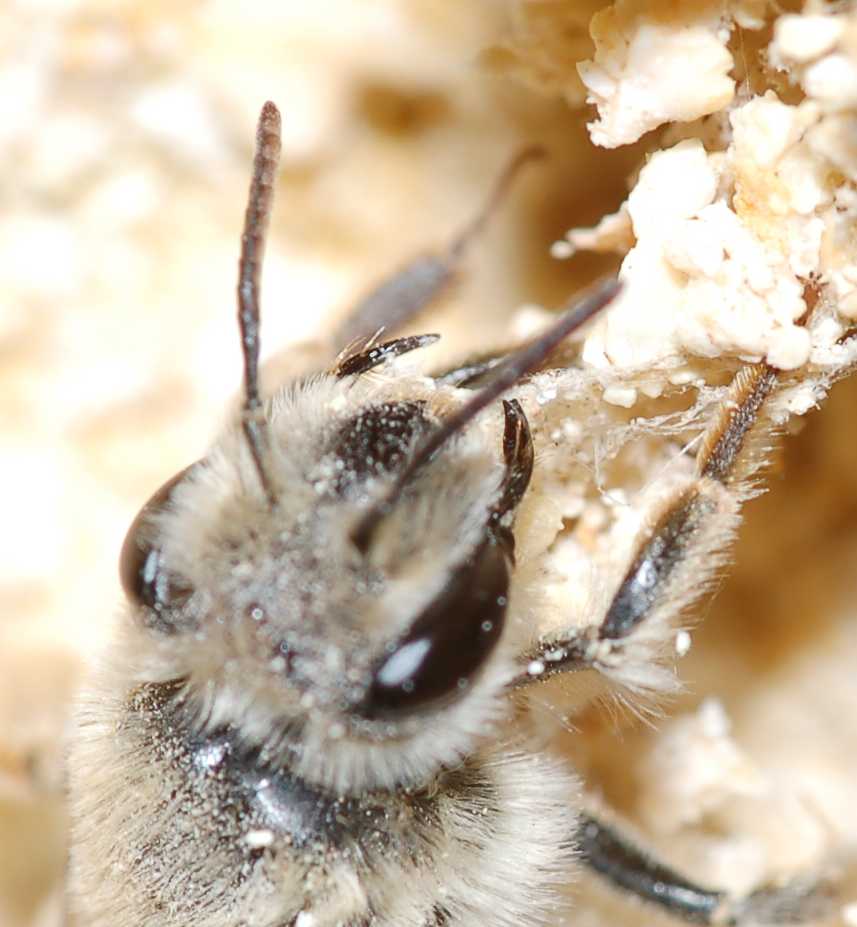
left=513, top=365, right=828, bottom=922
left=261, top=148, right=543, bottom=387
left=434, top=353, right=506, bottom=388
left=334, top=333, right=440, bottom=378
left=330, top=147, right=544, bottom=351
left=489, top=399, right=534, bottom=561
left=577, top=814, right=822, bottom=925
left=577, top=813, right=727, bottom=924
left=513, top=364, right=778, bottom=689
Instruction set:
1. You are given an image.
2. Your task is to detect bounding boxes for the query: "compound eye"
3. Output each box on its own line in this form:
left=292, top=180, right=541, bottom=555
left=119, top=466, right=195, bottom=632
left=362, top=541, right=509, bottom=719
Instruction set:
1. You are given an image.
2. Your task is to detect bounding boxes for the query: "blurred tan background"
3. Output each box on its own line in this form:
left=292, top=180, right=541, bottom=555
left=1, top=2, right=856, bottom=926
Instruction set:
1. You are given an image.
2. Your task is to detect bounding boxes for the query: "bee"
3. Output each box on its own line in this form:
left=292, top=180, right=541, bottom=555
left=67, top=102, right=833, bottom=927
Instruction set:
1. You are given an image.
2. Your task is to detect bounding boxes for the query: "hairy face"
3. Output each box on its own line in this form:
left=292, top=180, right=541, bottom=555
left=117, top=370, right=521, bottom=792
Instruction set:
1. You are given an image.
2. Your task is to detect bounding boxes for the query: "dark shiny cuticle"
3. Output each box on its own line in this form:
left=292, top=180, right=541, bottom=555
left=360, top=540, right=510, bottom=719
left=119, top=464, right=196, bottom=632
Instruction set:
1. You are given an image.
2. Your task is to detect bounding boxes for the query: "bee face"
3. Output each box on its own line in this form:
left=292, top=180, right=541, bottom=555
left=115, top=370, right=519, bottom=794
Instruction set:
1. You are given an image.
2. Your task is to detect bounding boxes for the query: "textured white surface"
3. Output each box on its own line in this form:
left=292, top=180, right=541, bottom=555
left=577, top=0, right=736, bottom=148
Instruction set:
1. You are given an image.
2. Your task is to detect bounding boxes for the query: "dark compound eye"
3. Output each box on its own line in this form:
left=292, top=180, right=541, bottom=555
left=360, top=541, right=510, bottom=719
left=119, top=465, right=195, bottom=633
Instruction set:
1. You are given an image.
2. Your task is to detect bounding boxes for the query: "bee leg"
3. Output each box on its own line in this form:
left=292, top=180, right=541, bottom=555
left=330, top=146, right=545, bottom=352
left=488, top=398, right=535, bottom=561
left=432, top=352, right=507, bottom=388
left=576, top=813, right=824, bottom=925
left=333, top=333, right=441, bottom=378
left=261, top=147, right=544, bottom=388
left=512, top=364, right=779, bottom=690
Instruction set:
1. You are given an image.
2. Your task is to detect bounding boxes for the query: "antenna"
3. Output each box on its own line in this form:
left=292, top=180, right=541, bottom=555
left=237, top=101, right=281, bottom=505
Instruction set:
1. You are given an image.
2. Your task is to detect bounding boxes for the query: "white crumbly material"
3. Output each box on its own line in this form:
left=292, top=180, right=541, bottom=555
left=577, top=132, right=815, bottom=383
left=577, top=1, right=738, bottom=149
left=674, top=629, right=691, bottom=656
left=772, top=14, right=845, bottom=65
left=558, top=4, right=857, bottom=408
left=628, top=597, right=857, bottom=896
left=770, top=7, right=857, bottom=320
left=636, top=699, right=765, bottom=833
left=636, top=698, right=834, bottom=891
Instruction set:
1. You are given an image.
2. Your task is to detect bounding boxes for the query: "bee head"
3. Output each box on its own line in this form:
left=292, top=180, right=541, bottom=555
left=118, top=369, right=519, bottom=792
left=117, top=100, right=617, bottom=793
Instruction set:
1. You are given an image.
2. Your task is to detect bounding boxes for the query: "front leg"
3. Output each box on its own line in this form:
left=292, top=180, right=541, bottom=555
left=513, top=363, right=778, bottom=692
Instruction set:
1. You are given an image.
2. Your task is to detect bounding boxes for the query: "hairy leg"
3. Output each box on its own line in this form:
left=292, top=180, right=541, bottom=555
left=511, top=365, right=833, bottom=922
left=512, top=363, right=778, bottom=692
